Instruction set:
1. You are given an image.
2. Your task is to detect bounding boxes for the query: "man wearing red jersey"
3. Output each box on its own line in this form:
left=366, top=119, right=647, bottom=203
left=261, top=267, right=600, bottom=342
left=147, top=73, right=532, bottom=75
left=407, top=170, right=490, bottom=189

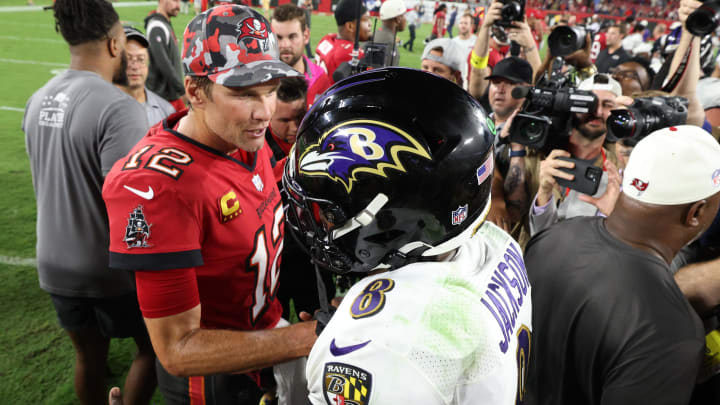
left=591, top=22, right=609, bottom=63
left=315, top=0, right=371, bottom=83
left=103, top=5, right=316, bottom=405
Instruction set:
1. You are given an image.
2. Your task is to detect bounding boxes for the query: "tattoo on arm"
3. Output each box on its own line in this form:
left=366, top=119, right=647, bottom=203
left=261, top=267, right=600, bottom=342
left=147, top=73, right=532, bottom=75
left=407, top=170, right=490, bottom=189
left=504, top=163, right=529, bottom=220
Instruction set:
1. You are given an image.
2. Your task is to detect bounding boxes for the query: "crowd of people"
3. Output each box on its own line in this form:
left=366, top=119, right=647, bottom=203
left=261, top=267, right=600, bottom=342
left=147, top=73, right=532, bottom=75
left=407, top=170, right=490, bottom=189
left=20, top=0, right=720, bottom=404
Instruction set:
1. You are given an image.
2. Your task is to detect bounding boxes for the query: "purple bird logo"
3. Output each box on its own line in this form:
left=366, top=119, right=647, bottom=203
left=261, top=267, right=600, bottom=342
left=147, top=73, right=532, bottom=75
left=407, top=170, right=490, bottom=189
left=298, top=120, right=431, bottom=193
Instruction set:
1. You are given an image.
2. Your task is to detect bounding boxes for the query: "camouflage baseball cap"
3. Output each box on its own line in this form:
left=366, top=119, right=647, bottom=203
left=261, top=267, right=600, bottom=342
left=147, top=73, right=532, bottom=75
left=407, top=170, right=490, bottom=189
left=182, top=5, right=301, bottom=87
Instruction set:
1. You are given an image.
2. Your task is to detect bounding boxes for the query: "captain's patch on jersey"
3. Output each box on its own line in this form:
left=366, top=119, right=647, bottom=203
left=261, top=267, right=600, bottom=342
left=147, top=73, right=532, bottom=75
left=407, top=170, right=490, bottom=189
left=323, top=362, right=372, bottom=405
left=123, top=205, right=152, bottom=248
left=218, top=189, right=243, bottom=223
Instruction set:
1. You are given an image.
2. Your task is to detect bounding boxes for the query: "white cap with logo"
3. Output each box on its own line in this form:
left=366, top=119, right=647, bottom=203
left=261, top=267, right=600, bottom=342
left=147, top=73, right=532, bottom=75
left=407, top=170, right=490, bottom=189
left=622, top=125, right=720, bottom=205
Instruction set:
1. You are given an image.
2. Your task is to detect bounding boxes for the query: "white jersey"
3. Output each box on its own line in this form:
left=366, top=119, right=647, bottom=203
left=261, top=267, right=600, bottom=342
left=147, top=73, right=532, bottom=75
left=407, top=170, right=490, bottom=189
left=306, top=222, right=532, bottom=405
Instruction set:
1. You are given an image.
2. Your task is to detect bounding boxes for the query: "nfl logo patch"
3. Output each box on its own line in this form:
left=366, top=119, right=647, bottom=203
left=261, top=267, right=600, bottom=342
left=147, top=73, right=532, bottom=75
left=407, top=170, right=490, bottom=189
left=252, top=174, right=264, bottom=192
left=451, top=204, right=468, bottom=225
left=323, top=362, right=372, bottom=405
left=712, top=169, right=720, bottom=186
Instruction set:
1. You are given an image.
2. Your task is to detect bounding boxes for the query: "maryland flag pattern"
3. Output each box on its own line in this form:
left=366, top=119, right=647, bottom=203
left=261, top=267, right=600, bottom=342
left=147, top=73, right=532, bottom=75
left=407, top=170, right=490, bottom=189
left=323, top=362, right=373, bottom=405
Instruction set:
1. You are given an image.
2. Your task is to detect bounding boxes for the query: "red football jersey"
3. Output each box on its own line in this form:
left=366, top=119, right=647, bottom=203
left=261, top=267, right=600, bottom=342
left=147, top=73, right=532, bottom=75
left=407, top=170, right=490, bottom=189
left=315, top=33, right=364, bottom=84
left=103, top=111, right=284, bottom=331
left=591, top=32, right=607, bottom=63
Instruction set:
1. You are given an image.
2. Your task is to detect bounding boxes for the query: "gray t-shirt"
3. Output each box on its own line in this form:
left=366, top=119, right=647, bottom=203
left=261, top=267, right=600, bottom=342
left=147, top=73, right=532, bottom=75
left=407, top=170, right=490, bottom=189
left=144, top=87, right=176, bottom=126
left=23, top=70, right=149, bottom=298
left=373, top=28, right=400, bottom=66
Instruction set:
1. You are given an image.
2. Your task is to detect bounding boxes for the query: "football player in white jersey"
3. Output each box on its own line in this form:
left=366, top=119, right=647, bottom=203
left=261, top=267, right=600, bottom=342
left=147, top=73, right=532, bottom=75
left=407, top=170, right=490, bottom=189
left=283, top=67, right=532, bottom=405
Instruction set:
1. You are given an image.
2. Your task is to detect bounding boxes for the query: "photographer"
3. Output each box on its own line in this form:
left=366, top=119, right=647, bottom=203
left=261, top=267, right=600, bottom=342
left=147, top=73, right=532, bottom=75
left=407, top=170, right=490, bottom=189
left=468, top=0, right=541, bottom=100
left=528, top=74, right=623, bottom=236
left=314, top=0, right=371, bottom=83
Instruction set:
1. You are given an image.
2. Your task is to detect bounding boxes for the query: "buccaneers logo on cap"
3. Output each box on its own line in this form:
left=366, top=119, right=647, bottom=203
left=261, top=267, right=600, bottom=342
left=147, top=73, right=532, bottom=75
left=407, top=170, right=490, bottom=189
left=298, top=120, right=432, bottom=193
left=236, top=17, right=270, bottom=52
left=630, top=178, right=649, bottom=192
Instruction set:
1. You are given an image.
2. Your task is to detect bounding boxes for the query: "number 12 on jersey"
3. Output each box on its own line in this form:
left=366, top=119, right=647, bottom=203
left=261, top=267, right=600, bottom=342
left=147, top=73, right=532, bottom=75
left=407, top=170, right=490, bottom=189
left=247, top=203, right=284, bottom=324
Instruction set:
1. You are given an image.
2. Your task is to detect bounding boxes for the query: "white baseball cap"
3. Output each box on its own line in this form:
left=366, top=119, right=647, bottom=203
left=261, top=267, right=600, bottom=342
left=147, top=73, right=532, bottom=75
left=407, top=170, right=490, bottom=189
left=380, top=0, right=407, bottom=20
left=622, top=125, right=720, bottom=205
left=578, top=74, right=622, bottom=98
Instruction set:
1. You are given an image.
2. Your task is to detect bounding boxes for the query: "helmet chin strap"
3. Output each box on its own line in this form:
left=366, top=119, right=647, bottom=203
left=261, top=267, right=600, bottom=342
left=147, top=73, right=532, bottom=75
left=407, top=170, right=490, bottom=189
left=330, top=193, right=390, bottom=240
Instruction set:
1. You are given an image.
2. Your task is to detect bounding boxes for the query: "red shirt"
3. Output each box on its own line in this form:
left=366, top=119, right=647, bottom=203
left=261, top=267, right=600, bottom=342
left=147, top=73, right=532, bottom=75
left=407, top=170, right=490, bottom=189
left=433, top=11, right=446, bottom=36
left=591, top=32, right=607, bottom=63
left=315, top=33, right=364, bottom=84
left=103, top=111, right=284, bottom=331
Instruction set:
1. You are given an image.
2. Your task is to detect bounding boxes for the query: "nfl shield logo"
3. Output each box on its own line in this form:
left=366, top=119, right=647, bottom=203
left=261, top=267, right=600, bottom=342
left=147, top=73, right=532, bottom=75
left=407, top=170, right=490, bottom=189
left=323, top=363, right=372, bottom=405
left=451, top=204, right=468, bottom=225
left=252, top=174, right=264, bottom=192
left=712, top=169, right=720, bottom=186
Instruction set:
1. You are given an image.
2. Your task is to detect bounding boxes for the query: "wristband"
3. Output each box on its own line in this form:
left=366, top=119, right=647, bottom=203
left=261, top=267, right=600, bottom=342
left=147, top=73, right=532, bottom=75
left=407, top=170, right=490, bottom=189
left=509, top=149, right=527, bottom=158
left=470, top=50, right=489, bottom=70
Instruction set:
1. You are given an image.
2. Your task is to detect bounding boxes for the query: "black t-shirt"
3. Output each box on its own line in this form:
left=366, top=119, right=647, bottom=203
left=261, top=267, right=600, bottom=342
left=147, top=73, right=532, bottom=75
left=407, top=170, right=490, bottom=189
left=525, top=217, right=704, bottom=405
left=595, top=47, right=631, bottom=74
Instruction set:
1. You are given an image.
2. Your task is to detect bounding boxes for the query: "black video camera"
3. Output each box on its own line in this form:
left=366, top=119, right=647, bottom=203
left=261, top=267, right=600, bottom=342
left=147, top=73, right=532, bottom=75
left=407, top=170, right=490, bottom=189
left=547, top=25, right=588, bottom=56
left=509, top=84, right=598, bottom=149
left=332, top=42, right=390, bottom=82
left=495, top=0, right=526, bottom=28
left=606, top=96, right=688, bottom=143
left=687, top=0, right=720, bottom=36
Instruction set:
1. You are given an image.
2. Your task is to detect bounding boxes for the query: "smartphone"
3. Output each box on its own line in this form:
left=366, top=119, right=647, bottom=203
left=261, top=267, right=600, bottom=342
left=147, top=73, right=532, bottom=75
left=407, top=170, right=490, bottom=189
left=554, top=157, right=603, bottom=196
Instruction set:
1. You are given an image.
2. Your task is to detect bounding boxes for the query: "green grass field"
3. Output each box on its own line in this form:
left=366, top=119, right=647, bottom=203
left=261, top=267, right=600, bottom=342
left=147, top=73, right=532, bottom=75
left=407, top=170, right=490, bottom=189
left=0, top=2, right=437, bottom=403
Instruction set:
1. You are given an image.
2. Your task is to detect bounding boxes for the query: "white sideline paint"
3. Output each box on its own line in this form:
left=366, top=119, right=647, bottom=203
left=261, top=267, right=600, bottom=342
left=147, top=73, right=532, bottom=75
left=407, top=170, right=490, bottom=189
left=0, top=58, right=67, bottom=67
left=0, top=2, right=155, bottom=13
left=0, top=106, right=24, bottom=112
left=0, top=256, right=36, bottom=267
left=0, top=35, right=64, bottom=44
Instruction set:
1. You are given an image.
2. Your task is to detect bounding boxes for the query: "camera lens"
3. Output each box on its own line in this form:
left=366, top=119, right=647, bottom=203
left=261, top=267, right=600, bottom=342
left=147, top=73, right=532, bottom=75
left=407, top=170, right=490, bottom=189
left=548, top=26, right=587, bottom=56
left=687, top=3, right=720, bottom=37
left=501, top=2, right=521, bottom=20
left=524, top=120, right=543, bottom=142
left=607, top=109, right=638, bottom=139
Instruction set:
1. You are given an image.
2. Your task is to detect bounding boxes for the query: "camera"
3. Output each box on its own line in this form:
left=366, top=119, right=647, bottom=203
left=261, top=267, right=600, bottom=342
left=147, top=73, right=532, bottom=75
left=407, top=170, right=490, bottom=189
left=687, top=0, right=720, bottom=36
left=495, top=0, right=526, bottom=28
left=547, top=25, right=588, bottom=56
left=509, top=84, right=598, bottom=149
left=332, top=42, right=390, bottom=82
left=606, top=96, right=688, bottom=142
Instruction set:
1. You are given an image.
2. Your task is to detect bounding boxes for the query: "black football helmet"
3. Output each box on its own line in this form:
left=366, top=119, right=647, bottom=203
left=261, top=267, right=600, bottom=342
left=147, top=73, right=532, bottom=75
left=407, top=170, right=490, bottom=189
left=283, top=67, right=495, bottom=274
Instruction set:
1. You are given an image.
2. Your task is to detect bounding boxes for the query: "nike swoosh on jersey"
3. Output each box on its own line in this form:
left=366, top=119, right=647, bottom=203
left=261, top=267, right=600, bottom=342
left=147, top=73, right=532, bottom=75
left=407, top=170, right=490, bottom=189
left=329, top=338, right=371, bottom=356
left=123, top=185, right=154, bottom=200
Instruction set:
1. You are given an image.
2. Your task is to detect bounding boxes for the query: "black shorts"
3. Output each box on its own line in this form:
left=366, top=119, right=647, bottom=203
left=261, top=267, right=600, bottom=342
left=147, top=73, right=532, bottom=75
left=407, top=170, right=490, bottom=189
left=156, top=359, right=263, bottom=405
left=49, top=292, right=148, bottom=338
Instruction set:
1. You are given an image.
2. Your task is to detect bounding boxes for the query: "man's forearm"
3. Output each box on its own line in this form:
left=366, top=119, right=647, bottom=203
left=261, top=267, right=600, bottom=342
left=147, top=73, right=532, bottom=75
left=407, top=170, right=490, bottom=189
left=147, top=311, right=316, bottom=377
left=675, top=257, right=720, bottom=317
left=468, top=25, right=491, bottom=99
left=667, top=29, right=704, bottom=125
left=504, top=154, right=529, bottom=221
